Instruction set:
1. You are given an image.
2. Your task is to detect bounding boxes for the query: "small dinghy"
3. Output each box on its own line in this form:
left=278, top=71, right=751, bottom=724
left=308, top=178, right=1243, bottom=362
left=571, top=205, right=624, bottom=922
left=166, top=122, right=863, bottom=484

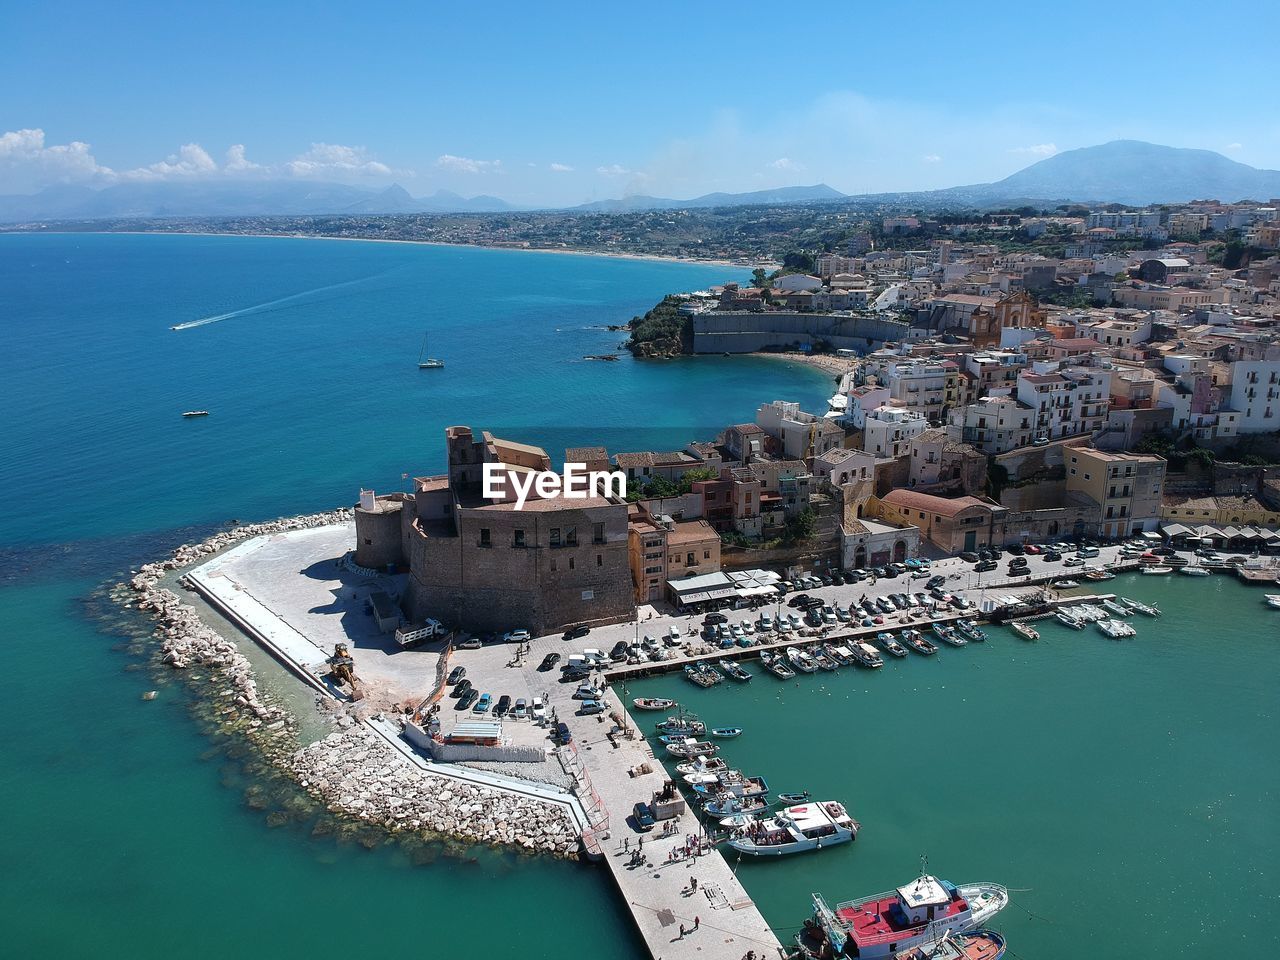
left=777, top=791, right=810, bottom=804
left=711, top=727, right=742, bottom=739
left=633, top=697, right=677, bottom=711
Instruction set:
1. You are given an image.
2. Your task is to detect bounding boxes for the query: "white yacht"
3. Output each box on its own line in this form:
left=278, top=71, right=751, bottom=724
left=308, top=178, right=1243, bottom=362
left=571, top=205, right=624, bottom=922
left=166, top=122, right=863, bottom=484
left=726, top=800, right=859, bottom=857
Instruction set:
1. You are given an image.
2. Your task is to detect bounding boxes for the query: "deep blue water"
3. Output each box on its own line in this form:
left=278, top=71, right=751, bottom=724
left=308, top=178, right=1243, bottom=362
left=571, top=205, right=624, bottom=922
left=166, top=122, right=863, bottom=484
left=0, top=232, right=832, bottom=957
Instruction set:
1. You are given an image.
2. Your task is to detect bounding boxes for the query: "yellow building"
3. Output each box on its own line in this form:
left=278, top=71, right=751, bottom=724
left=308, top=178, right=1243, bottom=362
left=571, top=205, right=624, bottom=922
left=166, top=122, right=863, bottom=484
left=1161, top=496, right=1280, bottom=528
left=1065, top=447, right=1167, bottom=538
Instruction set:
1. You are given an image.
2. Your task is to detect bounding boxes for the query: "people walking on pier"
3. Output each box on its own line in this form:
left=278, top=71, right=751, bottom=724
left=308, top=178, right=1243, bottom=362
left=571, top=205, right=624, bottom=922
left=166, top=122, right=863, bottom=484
left=678, top=923, right=686, bottom=939
left=694, top=916, right=700, bottom=930
left=690, top=876, right=698, bottom=892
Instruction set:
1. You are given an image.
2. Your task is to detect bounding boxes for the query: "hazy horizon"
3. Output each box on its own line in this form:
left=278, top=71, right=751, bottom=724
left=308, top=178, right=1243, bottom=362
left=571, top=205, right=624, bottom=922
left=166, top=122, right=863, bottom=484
left=4, top=0, right=1279, bottom=206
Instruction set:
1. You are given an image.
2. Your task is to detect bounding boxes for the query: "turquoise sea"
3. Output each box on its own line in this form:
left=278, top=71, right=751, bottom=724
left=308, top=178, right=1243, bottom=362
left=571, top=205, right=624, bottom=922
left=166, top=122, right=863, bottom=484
left=629, top=573, right=1280, bottom=959
left=0, top=233, right=832, bottom=958
left=2, top=234, right=1276, bottom=959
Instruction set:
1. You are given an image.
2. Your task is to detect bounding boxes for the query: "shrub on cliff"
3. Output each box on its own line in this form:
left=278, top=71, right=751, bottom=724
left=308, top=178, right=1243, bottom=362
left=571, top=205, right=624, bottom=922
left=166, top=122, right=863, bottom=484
left=627, top=295, right=690, bottom=356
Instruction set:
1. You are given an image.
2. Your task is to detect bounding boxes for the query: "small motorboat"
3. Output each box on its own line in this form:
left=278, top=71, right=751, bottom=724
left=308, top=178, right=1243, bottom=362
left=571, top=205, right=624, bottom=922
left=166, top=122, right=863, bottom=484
left=181, top=410, right=210, bottom=418
left=655, top=715, right=705, bottom=735
left=633, top=697, right=677, bottom=711
left=787, top=647, right=819, bottom=673
left=1055, top=610, right=1085, bottom=630
left=718, top=659, right=753, bottom=682
left=1051, top=579, right=1080, bottom=589
left=666, top=738, right=718, bottom=759
left=901, top=629, right=938, bottom=656
left=875, top=631, right=908, bottom=657
left=1101, top=599, right=1130, bottom=617
left=777, top=791, right=810, bottom=804
left=676, top=756, right=727, bottom=776
left=1097, top=618, right=1136, bottom=639
left=1120, top=597, right=1160, bottom=616
left=711, top=727, right=743, bottom=739
left=954, top=619, right=987, bottom=642
left=1009, top=621, right=1040, bottom=641
left=932, top=623, right=967, bottom=647
left=1265, top=594, right=1280, bottom=610
left=760, top=651, right=796, bottom=679
left=1140, top=565, right=1173, bottom=575
left=811, top=647, right=840, bottom=671
left=719, top=812, right=760, bottom=829
left=1180, top=567, right=1210, bottom=576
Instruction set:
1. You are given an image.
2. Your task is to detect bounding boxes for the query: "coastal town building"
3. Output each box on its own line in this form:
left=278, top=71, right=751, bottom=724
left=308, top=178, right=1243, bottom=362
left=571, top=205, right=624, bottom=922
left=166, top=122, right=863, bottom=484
left=1064, top=447, right=1167, bottom=538
left=365, top=426, right=635, bottom=635
left=873, top=489, right=1008, bottom=554
left=864, top=406, right=928, bottom=458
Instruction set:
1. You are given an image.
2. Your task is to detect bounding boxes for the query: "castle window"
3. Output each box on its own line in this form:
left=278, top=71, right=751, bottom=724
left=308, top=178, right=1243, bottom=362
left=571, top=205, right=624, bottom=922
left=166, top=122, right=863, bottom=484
left=597, top=554, right=603, bottom=567
left=593, top=523, right=605, bottom=544
left=513, top=529, right=525, bottom=548
left=479, top=528, right=491, bottom=547
left=568, top=557, right=575, bottom=570
left=550, top=527, right=561, bottom=548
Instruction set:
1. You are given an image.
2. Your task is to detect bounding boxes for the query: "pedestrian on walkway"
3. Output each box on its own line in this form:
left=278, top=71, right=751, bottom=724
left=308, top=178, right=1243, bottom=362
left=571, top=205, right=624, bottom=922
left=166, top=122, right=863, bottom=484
left=695, top=916, right=700, bottom=930
left=678, top=924, right=686, bottom=939
left=691, top=876, right=698, bottom=891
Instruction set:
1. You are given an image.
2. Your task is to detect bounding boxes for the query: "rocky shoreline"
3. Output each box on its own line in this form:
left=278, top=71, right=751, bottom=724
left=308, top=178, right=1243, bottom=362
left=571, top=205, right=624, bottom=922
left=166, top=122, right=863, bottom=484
left=116, top=507, right=584, bottom=859
left=291, top=723, right=581, bottom=857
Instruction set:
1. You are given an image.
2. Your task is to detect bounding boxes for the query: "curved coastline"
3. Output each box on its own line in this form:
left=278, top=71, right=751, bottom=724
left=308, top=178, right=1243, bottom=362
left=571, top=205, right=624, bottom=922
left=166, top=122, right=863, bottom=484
left=118, top=508, right=582, bottom=859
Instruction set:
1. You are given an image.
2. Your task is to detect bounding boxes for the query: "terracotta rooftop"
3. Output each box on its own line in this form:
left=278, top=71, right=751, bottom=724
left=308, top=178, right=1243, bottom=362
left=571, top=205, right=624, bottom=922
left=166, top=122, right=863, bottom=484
left=881, top=489, right=1000, bottom=518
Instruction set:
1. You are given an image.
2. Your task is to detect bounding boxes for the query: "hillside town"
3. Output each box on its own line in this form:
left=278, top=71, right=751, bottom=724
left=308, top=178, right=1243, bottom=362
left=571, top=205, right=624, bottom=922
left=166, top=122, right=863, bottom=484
left=355, top=199, right=1280, bottom=636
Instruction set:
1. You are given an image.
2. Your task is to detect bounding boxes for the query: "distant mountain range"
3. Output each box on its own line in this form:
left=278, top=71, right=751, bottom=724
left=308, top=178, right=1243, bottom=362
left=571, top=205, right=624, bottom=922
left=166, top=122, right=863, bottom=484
left=0, top=180, right=515, bottom=222
left=2, top=141, right=1279, bottom=223
left=570, top=183, right=845, bottom=212
left=926, top=141, right=1280, bottom=207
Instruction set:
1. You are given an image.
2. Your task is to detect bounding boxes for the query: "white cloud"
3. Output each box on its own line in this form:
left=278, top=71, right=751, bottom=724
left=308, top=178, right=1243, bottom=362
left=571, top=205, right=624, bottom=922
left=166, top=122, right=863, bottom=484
left=922, top=154, right=942, bottom=163
left=123, top=143, right=217, bottom=181
left=1224, top=142, right=1243, bottom=152
left=549, top=162, right=574, bottom=172
left=1010, top=143, right=1058, bottom=156
left=596, top=164, right=631, bottom=176
left=435, top=154, right=501, bottom=174
left=223, top=143, right=263, bottom=173
left=289, top=143, right=393, bottom=178
left=769, top=157, right=804, bottom=171
left=0, top=128, right=114, bottom=189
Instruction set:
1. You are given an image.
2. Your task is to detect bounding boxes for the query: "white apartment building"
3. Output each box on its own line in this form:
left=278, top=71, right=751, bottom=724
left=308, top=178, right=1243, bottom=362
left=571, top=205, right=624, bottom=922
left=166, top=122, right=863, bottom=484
left=948, top=396, right=1034, bottom=454
left=1228, top=359, right=1280, bottom=432
left=864, top=406, right=928, bottom=458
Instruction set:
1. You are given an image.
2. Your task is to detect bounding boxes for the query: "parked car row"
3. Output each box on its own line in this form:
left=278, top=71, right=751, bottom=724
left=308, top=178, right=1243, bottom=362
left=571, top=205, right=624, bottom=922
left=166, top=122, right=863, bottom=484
left=445, top=670, right=545, bottom=722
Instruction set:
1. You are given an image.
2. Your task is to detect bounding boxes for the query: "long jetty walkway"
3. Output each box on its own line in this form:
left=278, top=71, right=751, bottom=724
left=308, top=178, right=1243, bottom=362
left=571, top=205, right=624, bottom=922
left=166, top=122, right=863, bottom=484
left=559, top=697, right=783, bottom=960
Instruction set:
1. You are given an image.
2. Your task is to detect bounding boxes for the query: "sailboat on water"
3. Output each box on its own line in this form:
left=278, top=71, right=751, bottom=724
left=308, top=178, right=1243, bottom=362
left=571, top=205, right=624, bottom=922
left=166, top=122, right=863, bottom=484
left=418, top=333, right=444, bottom=369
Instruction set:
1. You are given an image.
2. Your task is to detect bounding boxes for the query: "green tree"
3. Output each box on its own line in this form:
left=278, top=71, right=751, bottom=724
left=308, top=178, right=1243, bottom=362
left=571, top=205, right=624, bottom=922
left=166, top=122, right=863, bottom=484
left=751, top=267, right=771, bottom=289
left=782, top=508, right=817, bottom=544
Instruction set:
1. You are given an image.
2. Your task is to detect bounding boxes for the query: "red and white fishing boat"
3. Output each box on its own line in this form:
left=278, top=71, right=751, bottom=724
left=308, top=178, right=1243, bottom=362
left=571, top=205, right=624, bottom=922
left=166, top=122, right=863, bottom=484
left=796, top=871, right=1008, bottom=959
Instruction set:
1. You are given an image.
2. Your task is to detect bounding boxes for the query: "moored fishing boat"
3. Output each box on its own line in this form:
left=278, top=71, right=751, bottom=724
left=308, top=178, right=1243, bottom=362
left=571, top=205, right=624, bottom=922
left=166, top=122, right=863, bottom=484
left=901, top=630, right=938, bottom=656
left=932, top=623, right=967, bottom=647
left=777, top=791, right=811, bottom=804
left=665, top=737, right=718, bottom=759
left=718, top=658, right=753, bottom=682
left=811, top=647, right=840, bottom=671
left=710, top=726, right=743, bottom=738
left=656, top=715, right=705, bottom=736
left=702, top=792, right=769, bottom=818
left=1082, top=568, right=1115, bottom=581
left=876, top=631, right=909, bottom=657
left=788, top=647, right=819, bottom=673
left=794, top=872, right=1009, bottom=960
left=675, top=755, right=726, bottom=776
left=634, top=697, right=678, bottom=711
left=683, top=664, right=721, bottom=687
left=849, top=641, right=884, bottom=669
left=761, top=650, right=797, bottom=679
left=825, top=644, right=853, bottom=667
left=726, top=800, right=859, bottom=857
left=1009, top=621, right=1039, bottom=641
left=954, top=619, right=987, bottom=642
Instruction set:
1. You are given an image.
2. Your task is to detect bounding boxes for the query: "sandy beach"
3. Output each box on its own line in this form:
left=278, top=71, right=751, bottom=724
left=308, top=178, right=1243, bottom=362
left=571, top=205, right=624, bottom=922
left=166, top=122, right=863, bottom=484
left=36, top=228, right=772, bottom=271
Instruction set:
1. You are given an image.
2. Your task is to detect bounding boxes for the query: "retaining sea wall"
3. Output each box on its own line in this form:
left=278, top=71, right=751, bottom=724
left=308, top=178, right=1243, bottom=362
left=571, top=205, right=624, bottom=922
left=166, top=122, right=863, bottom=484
left=692, top=311, right=912, bottom=353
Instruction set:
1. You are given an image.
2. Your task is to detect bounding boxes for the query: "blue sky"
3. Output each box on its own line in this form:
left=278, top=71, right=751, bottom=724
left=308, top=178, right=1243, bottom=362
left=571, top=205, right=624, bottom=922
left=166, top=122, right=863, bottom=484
left=3, top=0, right=1278, bottom=205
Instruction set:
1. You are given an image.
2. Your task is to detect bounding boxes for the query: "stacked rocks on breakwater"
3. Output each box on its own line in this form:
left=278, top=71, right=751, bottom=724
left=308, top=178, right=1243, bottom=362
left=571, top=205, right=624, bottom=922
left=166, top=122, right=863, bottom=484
left=291, top=723, right=582, bottom=858
left=120, top=509, right=353, bottom=728
left=118, top=507, right=583, bottom=858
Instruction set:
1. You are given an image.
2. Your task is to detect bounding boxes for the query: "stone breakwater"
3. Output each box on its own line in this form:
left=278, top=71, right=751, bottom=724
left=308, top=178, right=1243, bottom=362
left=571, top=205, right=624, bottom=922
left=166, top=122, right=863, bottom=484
left=116, top=507, right=583, bottom=858
left=119, top=509, right=353, bottom=728
left=291, top=723, right=582, bottom=858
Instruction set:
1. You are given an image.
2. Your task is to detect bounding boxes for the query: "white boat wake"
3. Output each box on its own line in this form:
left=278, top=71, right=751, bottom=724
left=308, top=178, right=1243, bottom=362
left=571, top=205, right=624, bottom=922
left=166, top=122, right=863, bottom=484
left=170, top=272, right=388, bottom=330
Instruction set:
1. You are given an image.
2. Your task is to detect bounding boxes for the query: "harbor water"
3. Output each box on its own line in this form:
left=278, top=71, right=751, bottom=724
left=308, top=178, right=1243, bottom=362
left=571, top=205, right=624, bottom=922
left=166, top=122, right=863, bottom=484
left=628, top=574, right=1280, bottom=959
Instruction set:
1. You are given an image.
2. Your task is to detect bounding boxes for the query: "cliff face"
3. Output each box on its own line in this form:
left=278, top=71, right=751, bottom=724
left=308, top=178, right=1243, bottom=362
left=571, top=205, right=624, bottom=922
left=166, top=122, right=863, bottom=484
left=625, top=295, right=692, bottom=358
